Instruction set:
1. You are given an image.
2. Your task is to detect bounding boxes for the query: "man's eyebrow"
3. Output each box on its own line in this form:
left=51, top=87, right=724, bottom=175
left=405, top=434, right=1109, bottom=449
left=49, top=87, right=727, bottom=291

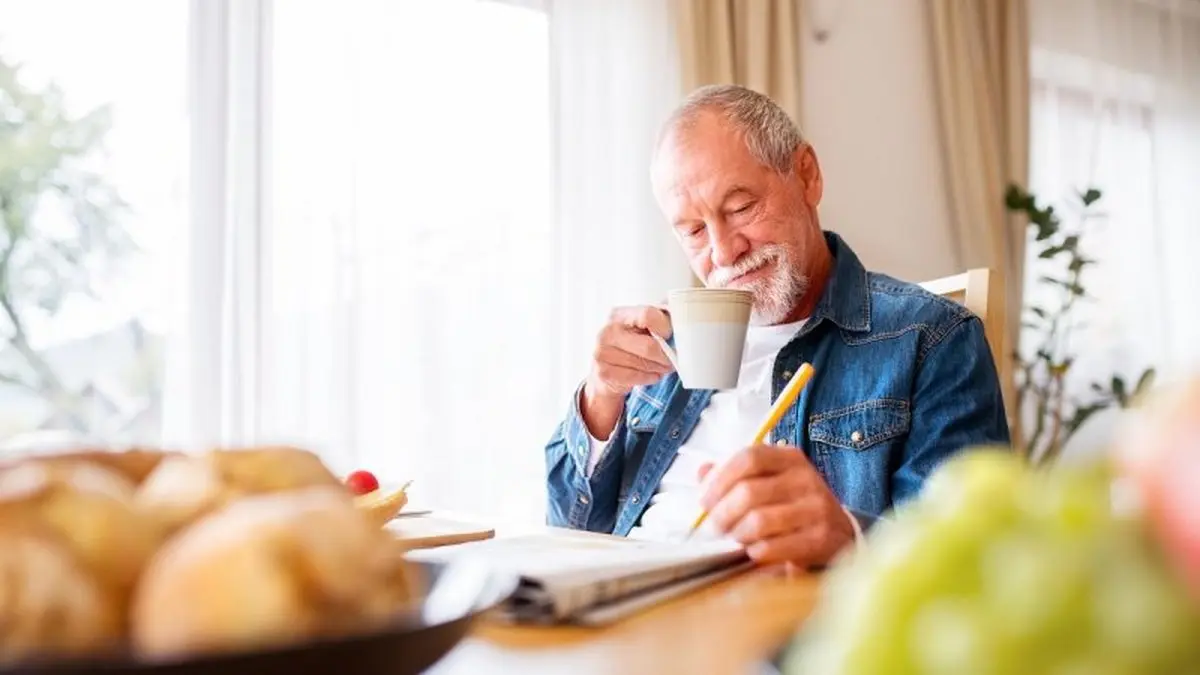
left=722, top=185, right=754, bottom=201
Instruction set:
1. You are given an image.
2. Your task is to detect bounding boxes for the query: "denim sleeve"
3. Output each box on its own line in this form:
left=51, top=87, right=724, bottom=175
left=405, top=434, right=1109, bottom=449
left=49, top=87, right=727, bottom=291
left=544, top=382, right=627, bottom=533
left=893, top=315, right=1011, bottom=504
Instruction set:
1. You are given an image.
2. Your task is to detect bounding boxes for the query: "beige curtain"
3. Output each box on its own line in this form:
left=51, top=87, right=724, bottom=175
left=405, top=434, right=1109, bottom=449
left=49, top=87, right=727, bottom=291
left=672, top=0, right=803, bottom=124
left=926, top=0, right=1029, bottom=436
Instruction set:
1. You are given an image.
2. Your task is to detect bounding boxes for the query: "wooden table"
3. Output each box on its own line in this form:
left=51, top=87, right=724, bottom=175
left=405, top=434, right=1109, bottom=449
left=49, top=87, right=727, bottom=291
left=406, top=513, right=823, bottom=675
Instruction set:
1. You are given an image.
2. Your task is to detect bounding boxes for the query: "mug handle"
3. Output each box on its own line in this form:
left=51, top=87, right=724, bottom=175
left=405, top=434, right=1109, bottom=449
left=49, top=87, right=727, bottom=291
left=650, top=332, right=680, bottom=373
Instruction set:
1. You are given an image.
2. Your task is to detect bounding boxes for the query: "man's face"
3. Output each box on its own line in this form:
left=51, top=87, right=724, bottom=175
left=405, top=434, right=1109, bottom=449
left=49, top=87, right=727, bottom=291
left=651, top=112, right=823, bottom=325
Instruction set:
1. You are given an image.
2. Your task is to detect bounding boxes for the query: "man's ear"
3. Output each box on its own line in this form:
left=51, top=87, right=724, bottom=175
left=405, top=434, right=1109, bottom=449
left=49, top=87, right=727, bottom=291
left=793, top=144, right=823, bottom=208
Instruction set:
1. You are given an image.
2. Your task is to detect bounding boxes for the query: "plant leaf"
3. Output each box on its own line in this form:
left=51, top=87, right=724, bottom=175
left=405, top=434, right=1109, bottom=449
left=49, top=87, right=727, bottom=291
left=1134, top=368, right=1157, bottom=397
left=1111, top=376, right=1128, bottom=406
left=1005, top=184, right=1030, bottom=211
left=1080, top=188, right=1102, bottom=206
left=1067, top=257, right=1096, bottom=273
left=1066, top=402, right=1107, bottom=435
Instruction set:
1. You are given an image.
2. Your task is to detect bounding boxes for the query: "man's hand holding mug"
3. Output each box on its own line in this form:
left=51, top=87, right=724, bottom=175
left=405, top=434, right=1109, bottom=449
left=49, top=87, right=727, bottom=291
left=580, top=306, right=675, bottom=441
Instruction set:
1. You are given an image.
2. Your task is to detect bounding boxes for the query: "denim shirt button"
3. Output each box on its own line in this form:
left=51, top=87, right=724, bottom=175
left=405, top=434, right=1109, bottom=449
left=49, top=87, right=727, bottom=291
left=850, top=430, right=863, bottom=444
left=631, top=417, right=640, bottom=426
left=669, top=428, right=680, bottom=439
left=631, top=494, right=640, bottom=504
left=782, top=370, right=793, bottom=379
left=578, top=494, right=589, bottom=505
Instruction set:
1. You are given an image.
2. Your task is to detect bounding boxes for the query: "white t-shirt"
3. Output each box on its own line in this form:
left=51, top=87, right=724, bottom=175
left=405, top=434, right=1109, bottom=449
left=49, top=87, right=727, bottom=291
left=586, top=320, right=807, bottom=542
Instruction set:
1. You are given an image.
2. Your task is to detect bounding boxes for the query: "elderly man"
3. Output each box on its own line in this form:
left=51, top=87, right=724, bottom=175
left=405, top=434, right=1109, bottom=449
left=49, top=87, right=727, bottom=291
left=544, top=84, right=1009, bottom=567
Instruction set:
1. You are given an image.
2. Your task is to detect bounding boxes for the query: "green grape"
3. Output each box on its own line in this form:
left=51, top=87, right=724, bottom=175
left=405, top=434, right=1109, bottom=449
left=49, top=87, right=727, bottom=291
left=782, top=458, right=1200, bottom=675
left=817, top=513, right=939, bottom=626
left=1048, top=656, right=1137, bottom=675
left=1017, top=465, right=1113, bottom=537
left=909, top=597, right=1012, bottom=675
left=920, top=448, right=1026, bottom=527
left=980, top=531, right=1089, bottom=657
left=855, top=511, right=986, bottom=617
left=1090, top=534, right=1200, bottom=672
left=785, top=605, right=917, bottom=675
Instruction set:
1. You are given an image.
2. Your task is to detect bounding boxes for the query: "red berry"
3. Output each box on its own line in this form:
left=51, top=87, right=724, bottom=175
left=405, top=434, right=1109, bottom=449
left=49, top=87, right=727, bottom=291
left=345, top=470, right=379, bottom=495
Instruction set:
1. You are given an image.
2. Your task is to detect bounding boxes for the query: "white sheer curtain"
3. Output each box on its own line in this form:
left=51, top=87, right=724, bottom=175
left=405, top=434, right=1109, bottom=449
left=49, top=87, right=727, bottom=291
left=1026, top=0, right=1200, bottom=454
left=164, top=0, right=688, bottom=524
left=163, top=0, right=267, bottom=450
left=547, top=0, right=696, bottom=398
left=547, top=0, right=694, bottom=390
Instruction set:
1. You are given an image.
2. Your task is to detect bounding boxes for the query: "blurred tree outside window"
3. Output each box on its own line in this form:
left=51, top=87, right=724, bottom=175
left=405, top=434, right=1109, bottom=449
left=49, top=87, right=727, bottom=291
left=0, top=1, right=187, bottom=451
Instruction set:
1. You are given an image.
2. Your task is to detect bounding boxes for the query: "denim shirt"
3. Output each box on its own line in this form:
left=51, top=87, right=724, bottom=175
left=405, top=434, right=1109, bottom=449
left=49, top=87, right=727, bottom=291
left=543, top=231, right=1010, bottom=536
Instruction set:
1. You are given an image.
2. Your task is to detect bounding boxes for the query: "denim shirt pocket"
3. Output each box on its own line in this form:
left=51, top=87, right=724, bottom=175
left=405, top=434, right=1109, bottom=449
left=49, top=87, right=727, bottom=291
left=617, top=387, right=666, bottom=506
left=807, top=398, right=911, bottom=510
left=808, top=398, right=911, bottom=452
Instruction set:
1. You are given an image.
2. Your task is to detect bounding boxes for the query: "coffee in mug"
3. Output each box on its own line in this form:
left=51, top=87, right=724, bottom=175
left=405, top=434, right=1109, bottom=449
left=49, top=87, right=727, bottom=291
left=651, top=288, right=753, bottom=390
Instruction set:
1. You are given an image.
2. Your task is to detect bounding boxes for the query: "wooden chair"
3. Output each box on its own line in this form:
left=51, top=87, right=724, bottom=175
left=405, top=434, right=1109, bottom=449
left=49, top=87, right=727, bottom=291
left=919, top=268, right=1008, bottom=396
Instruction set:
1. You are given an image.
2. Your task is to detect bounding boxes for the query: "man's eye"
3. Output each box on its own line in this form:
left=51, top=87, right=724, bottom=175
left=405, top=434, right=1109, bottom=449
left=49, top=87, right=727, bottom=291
left=732, top=202, right=755, bottom=214
left=687, top=225, right=705, bottom=237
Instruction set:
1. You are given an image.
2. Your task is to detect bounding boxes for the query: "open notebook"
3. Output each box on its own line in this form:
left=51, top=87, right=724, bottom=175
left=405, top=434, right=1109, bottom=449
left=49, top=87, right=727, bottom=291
left=405, top=530, right=752, bottom=625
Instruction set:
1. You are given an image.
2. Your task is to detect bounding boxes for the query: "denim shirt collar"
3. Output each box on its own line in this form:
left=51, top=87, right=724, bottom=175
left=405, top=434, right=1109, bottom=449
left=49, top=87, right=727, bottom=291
left=806, top=231, right=872, bottom=334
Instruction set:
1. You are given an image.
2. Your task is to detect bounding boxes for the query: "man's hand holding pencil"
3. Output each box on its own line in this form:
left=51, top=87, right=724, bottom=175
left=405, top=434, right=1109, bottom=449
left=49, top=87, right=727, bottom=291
left=686, top=363, right=856, bottom=568
left=694, top=443, right=855, bottom=568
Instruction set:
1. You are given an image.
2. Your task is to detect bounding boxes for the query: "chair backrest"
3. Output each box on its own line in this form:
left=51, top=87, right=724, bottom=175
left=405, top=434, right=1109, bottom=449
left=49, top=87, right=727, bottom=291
left=918, top=268, right=1006, bottom=378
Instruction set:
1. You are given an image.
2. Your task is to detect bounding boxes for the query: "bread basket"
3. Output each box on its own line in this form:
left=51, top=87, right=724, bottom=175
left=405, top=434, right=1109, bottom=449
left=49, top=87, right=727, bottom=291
left=354, top=481, right=411, bottom=527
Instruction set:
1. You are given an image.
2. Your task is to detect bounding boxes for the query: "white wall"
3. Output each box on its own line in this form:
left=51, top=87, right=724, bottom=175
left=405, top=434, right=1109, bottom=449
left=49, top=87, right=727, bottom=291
left=800, top=0, right=960, bottom=283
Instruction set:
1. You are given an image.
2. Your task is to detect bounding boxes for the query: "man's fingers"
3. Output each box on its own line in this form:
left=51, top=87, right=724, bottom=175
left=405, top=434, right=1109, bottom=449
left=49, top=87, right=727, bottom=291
left=745, top=526, right=827, bottom=567
left=705, top=474, right=803, bottom=534
left=728, top=499, right=818, bottom=544
left=615, top=331, right=674, bottom=369
left=700, top=445, right=807, bottom=510
left=600, top=323, right=673, bottom=369
left=595, top=343, right=672, bottom=376
left=592, top=362, right=667, bottom=391
left=696, top=462, right=714, bottom=482
left=610, top=305, right=673, bottom=342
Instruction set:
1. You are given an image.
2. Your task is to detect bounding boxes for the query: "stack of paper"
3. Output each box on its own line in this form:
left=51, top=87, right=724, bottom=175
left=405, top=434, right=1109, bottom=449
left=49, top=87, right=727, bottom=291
left=406, top=531, right=752, bottom=625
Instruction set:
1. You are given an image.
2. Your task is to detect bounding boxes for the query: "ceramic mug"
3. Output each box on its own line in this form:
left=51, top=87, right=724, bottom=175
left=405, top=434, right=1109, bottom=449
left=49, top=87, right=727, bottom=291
left=651, top=288, right=753, bottom=390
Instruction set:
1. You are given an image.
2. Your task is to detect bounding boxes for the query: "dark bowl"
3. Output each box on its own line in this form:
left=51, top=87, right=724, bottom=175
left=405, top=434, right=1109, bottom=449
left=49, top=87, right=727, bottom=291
left=3, top=560, right=517, bottom=675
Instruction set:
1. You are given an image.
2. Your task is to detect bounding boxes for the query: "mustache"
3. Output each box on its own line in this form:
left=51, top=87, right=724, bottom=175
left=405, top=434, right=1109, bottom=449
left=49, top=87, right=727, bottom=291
left=707, top=246, right=785, bottom=287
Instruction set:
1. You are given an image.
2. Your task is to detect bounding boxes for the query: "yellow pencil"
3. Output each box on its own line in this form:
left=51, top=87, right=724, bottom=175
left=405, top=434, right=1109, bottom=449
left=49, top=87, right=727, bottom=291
left=684, top=362, right=815, bottom=539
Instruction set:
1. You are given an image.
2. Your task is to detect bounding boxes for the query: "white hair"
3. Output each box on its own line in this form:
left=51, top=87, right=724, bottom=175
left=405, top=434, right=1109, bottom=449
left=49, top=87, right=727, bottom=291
left=656, top=84, right=805, bottom=174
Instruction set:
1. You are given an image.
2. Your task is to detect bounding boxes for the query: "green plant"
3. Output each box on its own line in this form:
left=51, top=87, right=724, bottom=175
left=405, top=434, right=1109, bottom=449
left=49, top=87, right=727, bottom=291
left=1005, top=184, right=1155, bottom=465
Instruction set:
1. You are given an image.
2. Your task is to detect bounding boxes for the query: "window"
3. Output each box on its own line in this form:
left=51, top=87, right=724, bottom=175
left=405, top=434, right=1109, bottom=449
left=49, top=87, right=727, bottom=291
left=1026, top=1, right=1200, bottom=434
left=0, top=0, right=188, bottom=452
left=1024, top=54, right=1160, bottom=407
left=267, top=0, right=554, bottom=519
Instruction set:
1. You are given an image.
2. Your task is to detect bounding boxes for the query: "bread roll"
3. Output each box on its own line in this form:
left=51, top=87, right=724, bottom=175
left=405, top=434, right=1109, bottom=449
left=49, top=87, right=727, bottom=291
left=0, top=527, right=123, bottom=663
left=0, top=460, right=162, bottom=660
left=207, top=446, right=344, bottom=493
left=0, top=448, right=175, bottom=486
left=135, top=446, right=345, bottom=534
left=132, top=486, right=418, bottom=659
left=0, top=461, right=162, bottom=599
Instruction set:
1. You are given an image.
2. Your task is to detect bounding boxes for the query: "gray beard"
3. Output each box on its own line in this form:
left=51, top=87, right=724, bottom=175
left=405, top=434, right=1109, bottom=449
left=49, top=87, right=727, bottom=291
left=748, top=269, right=809, bottom=325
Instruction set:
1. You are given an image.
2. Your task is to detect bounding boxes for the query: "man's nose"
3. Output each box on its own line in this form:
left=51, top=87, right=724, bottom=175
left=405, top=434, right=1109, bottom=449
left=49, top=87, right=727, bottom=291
left=709, top=224, right=749, bottom=269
